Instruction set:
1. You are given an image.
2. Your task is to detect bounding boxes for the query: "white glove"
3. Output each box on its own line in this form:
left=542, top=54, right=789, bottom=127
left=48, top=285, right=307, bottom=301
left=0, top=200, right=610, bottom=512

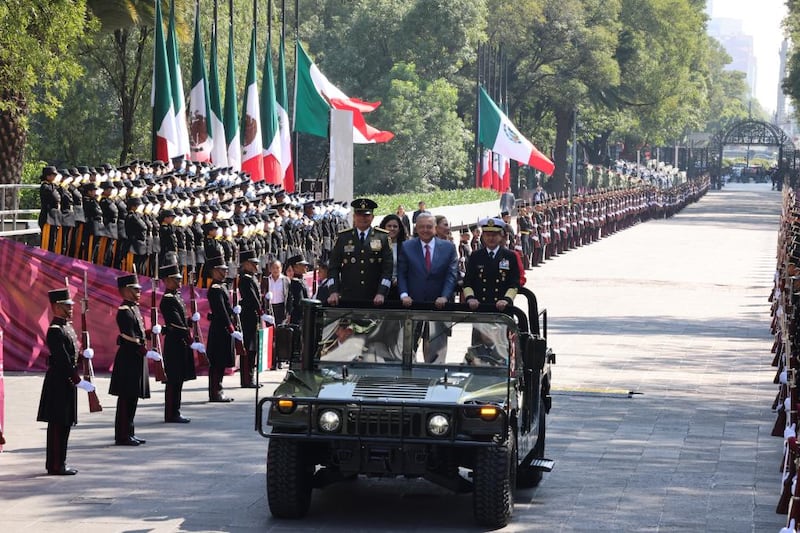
left=145, top=350, right=162, bottom=362
left=190, top=342, right=206, bottom=354
left=232, top=305, right=241, bottom=315
left=76, top=379, right=96, bottom=393
left=261, top=313, right=274, bottom=324
left=191, top=312, right=201, bottom=322
left=231, top=330, right=244, bottom=342
left=151, top=324, right=162, bottom=335
left=265, top=291, right=273, bottom=301
left=82, top=348, right=94, bottom=360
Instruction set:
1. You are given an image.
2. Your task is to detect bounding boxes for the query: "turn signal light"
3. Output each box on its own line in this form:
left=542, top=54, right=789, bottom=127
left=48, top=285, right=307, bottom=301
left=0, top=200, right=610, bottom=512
left=479, top=406, right=499, bottom=421
left=276, top=399, right=296, bottom=414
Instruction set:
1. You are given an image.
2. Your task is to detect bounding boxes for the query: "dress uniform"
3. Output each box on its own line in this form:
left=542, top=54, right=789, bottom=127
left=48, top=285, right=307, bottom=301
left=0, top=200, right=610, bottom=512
left=158, top=209, right=178, bottom=268
left=463, top=218, right=520, bottom=307
left=286, top=254, right=310, bottom=324
left=327, top=198, right=393, bottom=303
left=159, top=263, right=201, bottom=423
left=38, top=166, right=61, bottom=252
left=37, top=288, right=95, bottom=475
left=205, top=255, right=241, bottom=402
left=237, top=249, right=267, bottom=388
left=109, top=274, right=161, bottom=445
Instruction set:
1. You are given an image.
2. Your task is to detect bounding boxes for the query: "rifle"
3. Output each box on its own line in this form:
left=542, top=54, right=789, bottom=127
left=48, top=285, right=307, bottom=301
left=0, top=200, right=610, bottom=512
left=189, top=271, right=208, bottom=364
left=231, top=275, right=246, bottom=358
left=150, top=264, right=167, bottom=383
left=76, top=273, right=102, bottom=412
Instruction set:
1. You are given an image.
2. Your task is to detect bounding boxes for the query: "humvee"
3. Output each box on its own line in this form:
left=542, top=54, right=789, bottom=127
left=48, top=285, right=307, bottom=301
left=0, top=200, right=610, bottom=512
left=256, top=287, right=554, bottom=528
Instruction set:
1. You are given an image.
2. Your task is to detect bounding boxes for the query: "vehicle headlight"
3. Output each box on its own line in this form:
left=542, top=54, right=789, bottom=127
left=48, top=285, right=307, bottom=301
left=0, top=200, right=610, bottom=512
left=318, top=409, right=341, bottom=432
left=427, top=414, right=450, bottom=437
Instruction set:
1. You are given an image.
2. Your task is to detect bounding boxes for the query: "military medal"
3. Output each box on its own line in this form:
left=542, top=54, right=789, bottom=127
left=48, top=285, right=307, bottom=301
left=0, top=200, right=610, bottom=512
left=499, top=259, right=510, bottom=270
left=370, top=239, right=382, bottom=251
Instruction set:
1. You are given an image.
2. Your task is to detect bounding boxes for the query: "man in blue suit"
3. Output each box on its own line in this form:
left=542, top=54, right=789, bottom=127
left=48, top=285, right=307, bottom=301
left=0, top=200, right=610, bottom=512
left=398, top=213, right=458, bottom=363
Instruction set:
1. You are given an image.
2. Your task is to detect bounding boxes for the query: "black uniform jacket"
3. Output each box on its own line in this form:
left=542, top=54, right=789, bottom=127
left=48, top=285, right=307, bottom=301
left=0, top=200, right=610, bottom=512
left=160, top=290, right=198, bottom=383
left=206, top=281, right=235, bottom=368
left=238, top=272, right=262, bottom=352
left=328, top=227, right=393, bottom=301
left=462, top=246, right=520, bottom=305
left=109, top=300, right=151, bottom=399
left=37, top=317, right=80, bottom=426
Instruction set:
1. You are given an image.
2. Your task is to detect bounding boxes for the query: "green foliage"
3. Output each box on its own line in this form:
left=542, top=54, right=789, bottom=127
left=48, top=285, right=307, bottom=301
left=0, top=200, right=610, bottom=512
left=371, top=188, right=499, bottom=216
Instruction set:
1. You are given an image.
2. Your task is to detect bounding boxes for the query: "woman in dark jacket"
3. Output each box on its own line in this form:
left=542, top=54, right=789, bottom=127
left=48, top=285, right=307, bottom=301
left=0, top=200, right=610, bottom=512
left=379, top=214, right=408, bottom=301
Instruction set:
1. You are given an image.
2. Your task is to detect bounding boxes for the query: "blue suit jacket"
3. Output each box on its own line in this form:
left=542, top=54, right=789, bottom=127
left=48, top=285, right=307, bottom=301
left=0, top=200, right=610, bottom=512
left=397, top=237, right=458, bottom=302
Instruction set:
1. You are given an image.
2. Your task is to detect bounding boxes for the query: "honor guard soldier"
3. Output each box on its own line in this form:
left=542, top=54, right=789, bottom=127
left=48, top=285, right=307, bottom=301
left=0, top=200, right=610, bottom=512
left=159, top=263, right=204, bottom=423
left=463, top=217, right=520, bottom=312
left=123, top=197, right=148, bottom=274
left=158, top=208, right=178, bottom=267
left=199, top=221, right=223, bottom=287
left=109, top=274, right=162, bottom=446
left=238, top=249, right=271, bottom=388
left=97, top=182, right=119, bottom=266
left=37, top=288, right=96, bottom=475
left=205, top=255, right=242, bottom=402
left=38, top=166, right=61, bottom=252
left=327, top=198, right=393, bottom=306
left=286, top=254, right=311, bottom=324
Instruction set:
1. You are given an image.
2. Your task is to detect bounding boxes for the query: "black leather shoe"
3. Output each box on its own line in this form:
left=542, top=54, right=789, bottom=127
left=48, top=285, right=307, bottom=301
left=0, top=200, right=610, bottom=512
left=115, top=437, right=140, bottom=446
left=166, top=416, right=191, bottom=423
left=47, top=467, right=78, bottom=475
left=241, top=383, right=262, bottom=389
left=209, top=395, right=234, bottom=403
left=131, top=436, right=146, bottom=444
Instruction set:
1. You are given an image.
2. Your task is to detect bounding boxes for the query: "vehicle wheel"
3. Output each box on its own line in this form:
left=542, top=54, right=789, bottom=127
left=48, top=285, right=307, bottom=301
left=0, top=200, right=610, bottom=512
left=473, top=431, right=514, bottom=528
left=266, top=439, right=313, bottom=518
left=517, top=404, right=546, bottom=488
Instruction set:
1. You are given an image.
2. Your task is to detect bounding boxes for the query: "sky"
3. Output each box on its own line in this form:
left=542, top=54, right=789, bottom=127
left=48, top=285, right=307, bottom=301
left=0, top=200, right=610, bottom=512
left=708, top=0, right=788, bottom=115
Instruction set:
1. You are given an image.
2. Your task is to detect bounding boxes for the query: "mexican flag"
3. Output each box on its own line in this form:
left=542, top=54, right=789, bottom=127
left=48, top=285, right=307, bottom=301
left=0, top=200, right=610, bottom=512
left=478, top=87, right=554, bottom=176
left=294, top=41, right=393, bottom=144
left=240, top=27, right=264, bottom=181
left=481, top=149, right=494, bottom=189
left=151, top=0, right=179, bottom=163
left=208, top=23, right=227, bottom=167
left=260, top=37, right=282, bottom=185
left=224, top=23, right=241, bottom=171
left=188, top=1, right=212, bottom=162
left=166, top=0, right=189, bottom=159
left=277, top=37, right=294, bottom=192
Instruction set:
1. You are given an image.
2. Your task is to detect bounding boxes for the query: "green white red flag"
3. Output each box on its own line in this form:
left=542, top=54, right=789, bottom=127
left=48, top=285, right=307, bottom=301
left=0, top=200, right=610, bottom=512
left=188, top=1, right=212, bottom=162
left=151, top=0, right=179, bottom=163
left=208, top=21, right=227, bottom=166
left=166, top=0, right=190, bottom=159
left=224, top=22, right=240, bottom=171
left=293, top=41, right=393, bottom=144
left=277, top=36, right=294, bottom=192
left=478, top=86, right=553, bottom=176
left=260, top=37, right=282, bottom=185
left=241, top=27, right=264, bottom=181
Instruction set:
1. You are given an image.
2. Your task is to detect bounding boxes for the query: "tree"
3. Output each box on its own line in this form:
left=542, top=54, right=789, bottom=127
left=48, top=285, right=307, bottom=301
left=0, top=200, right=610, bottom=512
left=0, top=1, right=92, bottom=184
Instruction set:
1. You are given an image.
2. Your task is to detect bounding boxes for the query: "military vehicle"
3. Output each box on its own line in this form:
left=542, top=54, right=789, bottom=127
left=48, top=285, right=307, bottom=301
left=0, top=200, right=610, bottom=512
left=256, top=287, right=554, bottom=528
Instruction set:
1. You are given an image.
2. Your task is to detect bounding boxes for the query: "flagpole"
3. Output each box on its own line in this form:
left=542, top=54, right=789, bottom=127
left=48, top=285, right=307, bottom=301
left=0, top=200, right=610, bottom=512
left=293, top=0, right=300, bottom=192
left=474, top=44, right=481, bottom=189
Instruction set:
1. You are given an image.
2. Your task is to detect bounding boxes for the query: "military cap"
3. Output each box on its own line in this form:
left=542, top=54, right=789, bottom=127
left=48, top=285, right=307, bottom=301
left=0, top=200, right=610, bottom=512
left=232, top=215, right=245, bottom=226
left=206, top=255, right=228, bottom=270
left=287, top=254, right=310, bottom=267
left=77, top=166, right=90, bottom=175
left=247, top=216, right=260, bottom=225
left=460, top=226, right=470, bottom=235
left=201, top=221, right=219, bottom=233
left=272, top=202, right=286, bottom=210
left=274, top=189, right=286, bottom=197
left=126, top=196, right=142, bottom=208
left=41, top=166, right=58, bottom=179
left=479, top=217, right=506, bottom=232
left=199, top=205, right=211, bottom=214
left=217, top=219, right=230, bottom=228
left=69, top=167, right=80, bottom=177
left=48, top=288, right=74, bottom=305
left=352, top=198, right=378, bottom=214
left=159, top=208, right=176, bottom=219
left=209, top=204, right=220, bottom=213
left=159, top=263, right=182, bottom=279
left=239, top=249, right=259, bottom=263
left=303, top=200, right=315, bottom=209
left=117, top=273, right=142, bottom=289
left=99, top=181, right=115, bottom=190
left=500, top=211, right=510, bottom=217
left=81, top=181, right=97, bottom=192
left=58, top=168, right=69, bottom=176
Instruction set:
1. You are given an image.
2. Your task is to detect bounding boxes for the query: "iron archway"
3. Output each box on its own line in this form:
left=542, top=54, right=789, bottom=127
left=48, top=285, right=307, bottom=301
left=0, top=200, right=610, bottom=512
left=710, top=120, right=795, bottom=184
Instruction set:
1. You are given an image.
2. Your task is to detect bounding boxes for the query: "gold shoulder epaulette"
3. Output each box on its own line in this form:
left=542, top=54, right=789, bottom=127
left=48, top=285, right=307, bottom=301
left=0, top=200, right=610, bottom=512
left=373, top=227, right=388, bottom=234
left=338, top=227, right=353, bottom=234
left=118, top=305, right=131, bottom=311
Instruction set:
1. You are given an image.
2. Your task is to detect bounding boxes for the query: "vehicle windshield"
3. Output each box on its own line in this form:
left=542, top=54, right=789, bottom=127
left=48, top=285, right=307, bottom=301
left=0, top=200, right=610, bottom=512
left=315, top=307, right=517, bottom=369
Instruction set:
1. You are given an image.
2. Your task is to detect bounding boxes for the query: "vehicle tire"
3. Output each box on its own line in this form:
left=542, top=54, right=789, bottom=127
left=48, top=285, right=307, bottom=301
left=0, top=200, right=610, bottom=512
left=266, top=439, right=313, bottom=519
left=473, top=432, right=514, bottom=528
left=517, top=404, right=546, bottom=488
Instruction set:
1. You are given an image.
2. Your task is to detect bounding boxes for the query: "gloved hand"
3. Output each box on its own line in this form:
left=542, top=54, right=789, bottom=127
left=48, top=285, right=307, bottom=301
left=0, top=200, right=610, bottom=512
left=145, top=350, right=162, bottom=362
left=265, top=291, right=273, bottom=301
left=191, top=312, right=201, bottom=322
left=232, top=305, right=241, bottom=315
left=261, top=313, right=274, bottom=324
left=82, top=348, right=94, bottom=360
left=190, top=342, right=206, bottom=354
left=231, top=330, right=244, bottom=342
left=76, top=379, right=96, bottom=393
left=151, top=324, right=162, bottom=335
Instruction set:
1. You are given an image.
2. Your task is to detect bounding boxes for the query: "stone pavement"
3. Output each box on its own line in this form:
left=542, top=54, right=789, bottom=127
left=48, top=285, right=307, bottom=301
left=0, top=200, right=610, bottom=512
left=0, top=183, right=785, bottom=532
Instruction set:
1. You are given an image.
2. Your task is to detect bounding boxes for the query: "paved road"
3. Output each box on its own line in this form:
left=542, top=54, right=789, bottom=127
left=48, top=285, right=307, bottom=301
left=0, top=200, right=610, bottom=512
left=0, top=183, right=784, bottom=532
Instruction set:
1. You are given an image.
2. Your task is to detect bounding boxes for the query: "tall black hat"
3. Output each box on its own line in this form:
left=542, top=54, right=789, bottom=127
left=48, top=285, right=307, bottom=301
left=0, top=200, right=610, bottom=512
left=117, top=274, right=142, bottom=289
left=48, top=288, right=74, bottom=305
left=159, top=263, right=182, bottom=279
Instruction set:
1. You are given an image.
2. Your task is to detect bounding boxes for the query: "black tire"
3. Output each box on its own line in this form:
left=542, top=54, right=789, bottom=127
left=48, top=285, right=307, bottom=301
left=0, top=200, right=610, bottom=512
left=266, top=439, right=313, bottom=519
left=517, top=404, right=546, bottom=488
left=473, top=432, right=514, bottom=528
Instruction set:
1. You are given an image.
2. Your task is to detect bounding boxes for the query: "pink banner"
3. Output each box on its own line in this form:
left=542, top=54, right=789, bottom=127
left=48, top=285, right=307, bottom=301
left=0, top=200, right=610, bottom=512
left=0, top=238, right=209, bottom=373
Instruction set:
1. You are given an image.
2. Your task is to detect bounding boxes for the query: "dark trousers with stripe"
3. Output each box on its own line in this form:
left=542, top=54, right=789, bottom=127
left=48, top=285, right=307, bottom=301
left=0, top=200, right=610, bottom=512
left=114, top=396, right=139, bottom=442
left=164, top=381, right=184, bottom=421
left=45, top=422, right=71, bottom=472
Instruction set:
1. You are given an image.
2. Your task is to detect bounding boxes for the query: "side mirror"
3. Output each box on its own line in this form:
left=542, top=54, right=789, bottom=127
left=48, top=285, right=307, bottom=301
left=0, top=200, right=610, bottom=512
left=522, top=334, right=547, bottom=371
left=300, top=299, right=322, bottom=369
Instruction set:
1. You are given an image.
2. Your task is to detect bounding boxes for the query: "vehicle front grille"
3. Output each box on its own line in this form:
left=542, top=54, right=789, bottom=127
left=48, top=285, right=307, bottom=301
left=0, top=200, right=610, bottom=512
left=346, top=407, right=423, bottom=437
left=352, top=376, right=430, bottom=400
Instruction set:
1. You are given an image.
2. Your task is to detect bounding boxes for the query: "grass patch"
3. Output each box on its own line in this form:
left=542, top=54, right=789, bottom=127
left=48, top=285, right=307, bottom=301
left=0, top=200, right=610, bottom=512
left=371, top=189, right=499, bottom=216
